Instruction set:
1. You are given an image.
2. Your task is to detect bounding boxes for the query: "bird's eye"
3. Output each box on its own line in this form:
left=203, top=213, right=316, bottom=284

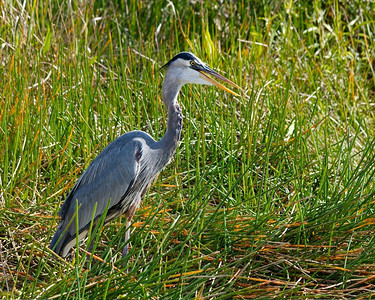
left=190, top=61, right=196, bottom=66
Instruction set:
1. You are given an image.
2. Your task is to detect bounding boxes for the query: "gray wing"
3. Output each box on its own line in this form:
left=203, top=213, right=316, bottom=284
left=50, top=134, right=143, bottom=256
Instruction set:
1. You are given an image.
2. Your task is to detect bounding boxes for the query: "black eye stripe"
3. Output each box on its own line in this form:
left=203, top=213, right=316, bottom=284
left=160, top=52, right=202, bottom=72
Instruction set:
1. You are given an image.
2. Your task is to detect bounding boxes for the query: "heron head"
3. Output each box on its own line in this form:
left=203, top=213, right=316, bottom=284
left=160, top=52, right=241, bottom=96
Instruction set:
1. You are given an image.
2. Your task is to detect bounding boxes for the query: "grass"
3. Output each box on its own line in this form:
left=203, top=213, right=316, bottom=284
left=1, top=0, right=375, bottom=298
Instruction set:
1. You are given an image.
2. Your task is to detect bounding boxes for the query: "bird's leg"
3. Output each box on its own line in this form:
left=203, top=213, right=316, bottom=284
left=122, top=219, right=131, bottom=258
left=122, top=199, right=140, bottom=258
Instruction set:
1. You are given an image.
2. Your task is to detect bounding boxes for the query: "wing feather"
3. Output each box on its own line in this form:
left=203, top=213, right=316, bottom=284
left=50, top=134, right=143, bottom=256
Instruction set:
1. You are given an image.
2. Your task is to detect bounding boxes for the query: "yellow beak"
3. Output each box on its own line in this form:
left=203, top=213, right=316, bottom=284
left=198, top=67, right=242, bottom=97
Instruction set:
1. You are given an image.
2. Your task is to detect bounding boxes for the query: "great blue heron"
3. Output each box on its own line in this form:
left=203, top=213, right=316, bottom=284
left=50, top=52, right=240, bottom=259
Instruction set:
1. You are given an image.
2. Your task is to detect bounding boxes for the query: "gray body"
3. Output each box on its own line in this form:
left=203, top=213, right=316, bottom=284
left=50, top=52, right=237, bottom=258
left=50, top=129, right=180, bottom=257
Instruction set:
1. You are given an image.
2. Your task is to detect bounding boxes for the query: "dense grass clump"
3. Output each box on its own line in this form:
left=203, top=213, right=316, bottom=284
left=1, top=0, right=375, bottom=298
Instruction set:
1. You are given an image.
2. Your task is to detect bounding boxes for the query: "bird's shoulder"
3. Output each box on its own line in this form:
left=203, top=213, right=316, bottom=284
left=110, top=130, right=156, bottom=147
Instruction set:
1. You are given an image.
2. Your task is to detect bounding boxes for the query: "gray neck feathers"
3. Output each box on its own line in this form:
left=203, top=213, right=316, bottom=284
left=159, top=70, right=184, bottom=155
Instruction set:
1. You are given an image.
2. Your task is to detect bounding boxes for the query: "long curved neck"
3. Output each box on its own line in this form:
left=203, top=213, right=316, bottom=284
left=159, top=74, right=184, bottom=155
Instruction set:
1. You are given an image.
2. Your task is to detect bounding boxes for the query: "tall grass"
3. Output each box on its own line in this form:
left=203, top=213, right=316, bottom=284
left=1, top=0, right=375, bottom=298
